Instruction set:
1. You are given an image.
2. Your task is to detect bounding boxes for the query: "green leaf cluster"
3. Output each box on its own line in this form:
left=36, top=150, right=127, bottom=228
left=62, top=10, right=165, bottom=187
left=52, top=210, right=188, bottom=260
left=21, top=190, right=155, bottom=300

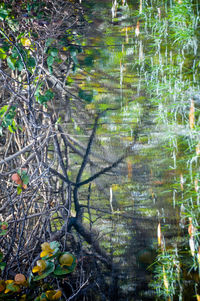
left=35, top=89, right=55, bottom=105
left=0, top=106, right=16, bottom=134
left=31, top=241, right=77, bottom=282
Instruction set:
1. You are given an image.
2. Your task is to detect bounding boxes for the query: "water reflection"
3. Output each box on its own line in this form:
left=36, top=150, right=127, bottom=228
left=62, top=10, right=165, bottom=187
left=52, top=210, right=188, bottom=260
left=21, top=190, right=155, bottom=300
left=70, top=0, right=200, bottom=299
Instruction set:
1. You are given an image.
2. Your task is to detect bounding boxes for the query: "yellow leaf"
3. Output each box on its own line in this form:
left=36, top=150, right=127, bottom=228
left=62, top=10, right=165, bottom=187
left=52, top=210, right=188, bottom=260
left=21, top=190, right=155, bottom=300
left=53, top=290, right=62, bottom=300
left=32, top=266, right=40, bottom=273
left=40, top=250, right=50, bottom=257
left=157, top=223, right=161, bottom=246
left=40, top=242, right=54, bottom=257
left=196, top=294, right=200, bottom=301
left=32, top=260, right=47, bottom=274
left=21, top=38, right=31, bottom=47
left=59, top=254, right=73, bottom=267
left=46, top=290, right=62, bottom=300
left=189, top=99, right=195, bottom=129
left=4, top=280, right=14, bottom=294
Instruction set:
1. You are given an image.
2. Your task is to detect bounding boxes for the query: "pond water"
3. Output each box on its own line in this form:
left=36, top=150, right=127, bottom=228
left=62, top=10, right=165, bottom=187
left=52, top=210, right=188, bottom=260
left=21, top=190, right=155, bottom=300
left=69, top=0, right=200, bottom=300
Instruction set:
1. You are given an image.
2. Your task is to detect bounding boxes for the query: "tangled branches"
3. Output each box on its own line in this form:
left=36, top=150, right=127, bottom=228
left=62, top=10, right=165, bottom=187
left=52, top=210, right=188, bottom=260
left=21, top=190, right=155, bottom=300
left=0, top=1, right=137, bottom=300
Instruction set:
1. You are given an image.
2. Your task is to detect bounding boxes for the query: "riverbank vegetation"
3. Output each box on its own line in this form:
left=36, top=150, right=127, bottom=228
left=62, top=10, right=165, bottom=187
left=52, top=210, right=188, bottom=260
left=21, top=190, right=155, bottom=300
left=1, top=0, right=200, bottom=300
left=0, top=0, right=125, bottom=300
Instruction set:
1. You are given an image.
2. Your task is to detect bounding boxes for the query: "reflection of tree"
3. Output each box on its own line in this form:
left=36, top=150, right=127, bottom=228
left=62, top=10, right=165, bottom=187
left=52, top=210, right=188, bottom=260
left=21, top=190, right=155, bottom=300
left=0, top=1, right=139, bottom=299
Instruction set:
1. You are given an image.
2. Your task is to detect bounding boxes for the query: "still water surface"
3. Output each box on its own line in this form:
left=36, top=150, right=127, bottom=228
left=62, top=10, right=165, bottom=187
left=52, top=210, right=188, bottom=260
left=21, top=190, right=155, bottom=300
left=71, top=1, right=200, bottom=300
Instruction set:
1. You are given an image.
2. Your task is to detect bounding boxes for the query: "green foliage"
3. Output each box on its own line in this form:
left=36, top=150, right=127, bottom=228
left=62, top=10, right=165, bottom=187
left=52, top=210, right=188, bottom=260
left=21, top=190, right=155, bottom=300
left=32, top=241, right=77, bottom=281
left=0, top=242, right=73, bottom=299
left=54, top=253, right=77, bottom=275
left=0, top=106, right=16, bottom=134
left=36, top=90, right=55, bottom=105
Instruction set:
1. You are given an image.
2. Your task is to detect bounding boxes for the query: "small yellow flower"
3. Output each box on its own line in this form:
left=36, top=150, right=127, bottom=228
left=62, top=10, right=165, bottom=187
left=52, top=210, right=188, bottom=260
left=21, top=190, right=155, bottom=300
left=46, top=290, right=62, bottom=300
left=32, top=260, right=47, bottom=274
left=40, top=242, right=54, bottom=258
